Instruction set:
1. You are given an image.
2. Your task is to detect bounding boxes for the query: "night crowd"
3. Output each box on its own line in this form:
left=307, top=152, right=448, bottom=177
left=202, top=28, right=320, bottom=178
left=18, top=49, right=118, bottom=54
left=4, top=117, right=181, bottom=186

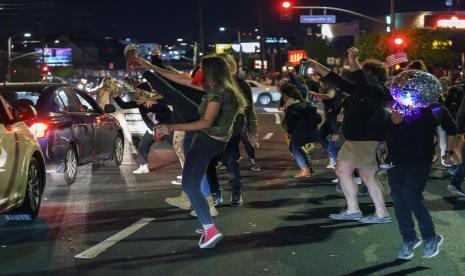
left=91, top=44, right=465, bottom=260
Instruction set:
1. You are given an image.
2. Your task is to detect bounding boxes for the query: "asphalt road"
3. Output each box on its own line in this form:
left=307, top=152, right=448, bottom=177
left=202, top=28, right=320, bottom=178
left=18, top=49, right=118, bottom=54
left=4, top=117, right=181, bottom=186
left=1, top=109, right=465, bottom=276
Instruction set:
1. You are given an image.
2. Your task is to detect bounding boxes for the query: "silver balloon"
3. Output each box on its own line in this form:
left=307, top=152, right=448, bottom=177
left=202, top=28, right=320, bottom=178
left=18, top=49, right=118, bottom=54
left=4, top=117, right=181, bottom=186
left=389, top=70, right=442, bottom=109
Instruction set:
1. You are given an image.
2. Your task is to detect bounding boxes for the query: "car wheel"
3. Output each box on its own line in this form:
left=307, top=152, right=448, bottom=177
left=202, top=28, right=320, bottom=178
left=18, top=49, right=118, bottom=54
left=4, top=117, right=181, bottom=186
left=105, top=133, right=124, bottom=166
left=50, top=145, right=78, bottom=185
left=257, top=93, right=272, bottom=106
left=16, top=157, right=44, bottom=218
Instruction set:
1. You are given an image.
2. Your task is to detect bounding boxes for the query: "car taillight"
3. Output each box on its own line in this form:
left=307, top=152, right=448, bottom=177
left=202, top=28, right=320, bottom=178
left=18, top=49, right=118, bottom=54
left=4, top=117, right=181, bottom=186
left=29, top=122, right=49, bottom=138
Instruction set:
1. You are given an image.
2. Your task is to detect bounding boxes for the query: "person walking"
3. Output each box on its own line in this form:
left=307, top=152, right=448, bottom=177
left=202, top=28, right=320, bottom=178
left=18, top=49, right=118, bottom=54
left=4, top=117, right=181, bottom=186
left=368, top=70, right=457, bottom=259
left=309, top=47, right=392, bottom=224
left=281, top=83, right=321, bottom=178
left=153, top=55, right=247, bottom=248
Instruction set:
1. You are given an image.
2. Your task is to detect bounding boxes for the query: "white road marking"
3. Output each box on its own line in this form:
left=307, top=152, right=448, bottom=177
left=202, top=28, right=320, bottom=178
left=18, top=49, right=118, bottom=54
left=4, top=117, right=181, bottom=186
left=274, top=113, right=281, bottom=125
left=74, top=217, right=155, bottom=259
left=263, top=133, right=274, bottom=140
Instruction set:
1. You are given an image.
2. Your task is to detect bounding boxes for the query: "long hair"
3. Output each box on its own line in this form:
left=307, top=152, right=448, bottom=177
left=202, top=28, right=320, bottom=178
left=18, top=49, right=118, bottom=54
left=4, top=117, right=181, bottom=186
left=217, top=53, right=238, bottom=75
left=280, top=83, right=304, bottom=101
left=201, top=55, right=247, bottom=113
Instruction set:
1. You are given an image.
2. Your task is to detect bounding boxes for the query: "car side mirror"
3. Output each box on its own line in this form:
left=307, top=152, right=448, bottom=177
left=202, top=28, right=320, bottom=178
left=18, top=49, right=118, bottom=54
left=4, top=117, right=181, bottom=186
left=104, top=104, right=116, bottom=113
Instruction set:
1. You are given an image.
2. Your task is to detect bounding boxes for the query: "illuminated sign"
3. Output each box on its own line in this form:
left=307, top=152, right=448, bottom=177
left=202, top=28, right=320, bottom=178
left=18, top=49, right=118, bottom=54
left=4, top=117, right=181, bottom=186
left=287, top=50, right=308, bottom=66
left=254, top=60, right=268, bottom=70
left=35, top=48, right=72, bottom=66
left=432, top=40, right=453, bottom=49
left=215, top=44, right=232, bottom=54
left=232, top=42, right=260, bottom=53
left=437, top=16, right=465, bottom=29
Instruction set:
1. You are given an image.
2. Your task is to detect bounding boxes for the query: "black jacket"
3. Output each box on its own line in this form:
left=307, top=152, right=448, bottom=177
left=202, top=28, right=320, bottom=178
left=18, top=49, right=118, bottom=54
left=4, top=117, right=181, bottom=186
left=324, top=70, right=391, bottom=141
left=113, top=96, right=172, bottom=130
left=284, top=101, right=321, bottom=147
left=368, top=103, right=457, bottom=165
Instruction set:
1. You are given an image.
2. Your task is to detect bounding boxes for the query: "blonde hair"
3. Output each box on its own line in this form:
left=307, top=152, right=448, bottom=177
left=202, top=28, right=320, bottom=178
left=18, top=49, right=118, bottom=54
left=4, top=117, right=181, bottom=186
left=201, top=55, right=247, bottom=113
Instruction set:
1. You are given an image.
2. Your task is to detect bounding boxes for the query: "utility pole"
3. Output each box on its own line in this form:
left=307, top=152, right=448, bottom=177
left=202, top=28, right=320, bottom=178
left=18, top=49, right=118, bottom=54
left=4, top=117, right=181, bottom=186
left=257, top=0, right=266, bottom=74
left=390, top=0, right=396, bottom=33
left=198, top=0, right=205, bottom=60
left=237, top=31, right=244, bottom=73
left=7, top=37, right=12, bottom=82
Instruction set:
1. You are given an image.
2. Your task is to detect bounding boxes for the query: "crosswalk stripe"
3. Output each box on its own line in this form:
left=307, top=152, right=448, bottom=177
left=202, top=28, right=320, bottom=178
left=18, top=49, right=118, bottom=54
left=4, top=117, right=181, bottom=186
left=75, top=217, right=155, bottom=259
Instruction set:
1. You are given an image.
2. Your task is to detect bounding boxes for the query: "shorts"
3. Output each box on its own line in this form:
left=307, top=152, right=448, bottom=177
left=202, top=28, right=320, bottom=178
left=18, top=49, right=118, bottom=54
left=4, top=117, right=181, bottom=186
left=337, top=140, right=379, bottom=170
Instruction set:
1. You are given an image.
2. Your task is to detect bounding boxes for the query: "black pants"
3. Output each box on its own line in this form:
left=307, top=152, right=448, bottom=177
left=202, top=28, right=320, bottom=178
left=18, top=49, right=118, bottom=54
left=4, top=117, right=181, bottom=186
left=240, top=133, right=255, bottom=159
left=388, top=161, right=436, bottom=242
left=143, top=70, right=200, bottom=123
left=138, top=131, right=155, bottom=165
left=208, top=135, right=242, bottom=195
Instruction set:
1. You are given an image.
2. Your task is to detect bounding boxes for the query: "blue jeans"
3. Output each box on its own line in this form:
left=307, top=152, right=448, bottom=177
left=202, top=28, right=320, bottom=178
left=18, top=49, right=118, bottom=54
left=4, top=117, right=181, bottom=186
left=450, top=145, right=465, bottom=188
left=318, top=119, right=339, bottom=160
left=208, top=135, right=242, bottom=195
left=184, top=131, right=210, bottom=197
left=182, top=131, right=226, bottom=225
left=289, top=138, right=309, bottom=169
left=388, top=161, right=435, bottom=242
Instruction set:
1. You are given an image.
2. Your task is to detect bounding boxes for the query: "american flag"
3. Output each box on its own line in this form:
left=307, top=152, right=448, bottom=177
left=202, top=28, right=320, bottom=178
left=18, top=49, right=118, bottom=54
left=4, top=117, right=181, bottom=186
left=386, top=53, right=408, bottom=67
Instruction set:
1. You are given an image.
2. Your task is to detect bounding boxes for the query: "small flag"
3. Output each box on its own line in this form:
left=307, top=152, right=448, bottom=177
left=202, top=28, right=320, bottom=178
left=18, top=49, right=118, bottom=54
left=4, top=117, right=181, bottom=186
left=386, top=53, right=408, bottom=67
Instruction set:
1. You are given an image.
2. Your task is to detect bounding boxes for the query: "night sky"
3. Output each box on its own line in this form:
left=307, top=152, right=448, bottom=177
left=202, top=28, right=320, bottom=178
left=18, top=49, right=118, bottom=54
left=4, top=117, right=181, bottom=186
left=0, top=0, right=449, bottom=43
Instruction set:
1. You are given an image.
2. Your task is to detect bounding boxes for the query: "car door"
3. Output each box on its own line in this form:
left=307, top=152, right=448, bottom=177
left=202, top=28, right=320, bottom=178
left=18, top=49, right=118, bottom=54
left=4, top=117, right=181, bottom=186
left=55, top=88, right=96, bottom=163
left=0, top=96, right=23, bottom=210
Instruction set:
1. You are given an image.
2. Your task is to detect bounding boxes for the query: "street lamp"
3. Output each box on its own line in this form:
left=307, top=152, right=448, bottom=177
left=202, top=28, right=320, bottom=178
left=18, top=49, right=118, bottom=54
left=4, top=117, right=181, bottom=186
left=7, top=33, right=33, bottom=81
left=219, top=27, right=244, bottom=73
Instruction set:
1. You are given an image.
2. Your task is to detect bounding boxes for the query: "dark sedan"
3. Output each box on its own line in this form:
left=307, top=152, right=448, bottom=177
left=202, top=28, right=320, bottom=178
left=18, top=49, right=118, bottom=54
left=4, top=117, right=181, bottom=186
left=0, top=83, right=124, bottom=185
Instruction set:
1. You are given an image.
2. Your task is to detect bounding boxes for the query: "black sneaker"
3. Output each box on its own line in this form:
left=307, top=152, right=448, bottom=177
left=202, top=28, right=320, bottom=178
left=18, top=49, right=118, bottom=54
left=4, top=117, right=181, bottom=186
left=230, top=192, right=243, bottom=207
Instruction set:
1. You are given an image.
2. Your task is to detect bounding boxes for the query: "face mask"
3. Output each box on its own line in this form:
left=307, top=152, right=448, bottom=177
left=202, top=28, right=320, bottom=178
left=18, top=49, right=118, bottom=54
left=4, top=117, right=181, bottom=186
left=191, top=70, right=204, bottom=86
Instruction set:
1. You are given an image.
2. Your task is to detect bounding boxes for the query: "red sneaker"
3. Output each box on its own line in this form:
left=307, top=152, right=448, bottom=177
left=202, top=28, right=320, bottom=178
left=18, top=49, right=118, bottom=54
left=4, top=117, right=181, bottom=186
left=199, top=226, right=223, bottom=249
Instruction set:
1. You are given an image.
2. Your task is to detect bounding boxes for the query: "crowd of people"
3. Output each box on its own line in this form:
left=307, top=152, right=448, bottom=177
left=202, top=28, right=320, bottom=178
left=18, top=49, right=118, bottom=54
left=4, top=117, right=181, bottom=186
left=92, top=44, right=465, bottom=259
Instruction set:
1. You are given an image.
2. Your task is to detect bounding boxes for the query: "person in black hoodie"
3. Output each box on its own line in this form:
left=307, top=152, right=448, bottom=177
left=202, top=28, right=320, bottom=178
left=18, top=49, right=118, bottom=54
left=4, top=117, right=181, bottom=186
left=113, top=82, right=172, bottom=174
left=368, top=71, right=456, bottom=259
left=281, top=83, right=321, bottom=178
left=308, top=47, right=392, bottom=224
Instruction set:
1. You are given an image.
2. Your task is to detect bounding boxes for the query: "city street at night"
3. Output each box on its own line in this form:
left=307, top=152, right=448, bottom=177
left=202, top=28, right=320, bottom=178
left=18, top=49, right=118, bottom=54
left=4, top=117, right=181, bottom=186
left=3, top=0, right=465, bottom=275
left=1, top=112, right=465, bottom=276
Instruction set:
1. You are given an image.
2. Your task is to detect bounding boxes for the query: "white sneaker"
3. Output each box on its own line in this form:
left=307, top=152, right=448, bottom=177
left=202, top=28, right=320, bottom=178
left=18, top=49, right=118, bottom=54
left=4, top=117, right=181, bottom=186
left=133, top=165, right=149, bottom=174
left=171, top=180, right=182, bottom=185
left=354, top=176, right=362, bottom=185
left=176, top=175, right=182, bottom=180
left=326, top=158, right=337, bottom=169
left=331, top=178, right=339, bottom=183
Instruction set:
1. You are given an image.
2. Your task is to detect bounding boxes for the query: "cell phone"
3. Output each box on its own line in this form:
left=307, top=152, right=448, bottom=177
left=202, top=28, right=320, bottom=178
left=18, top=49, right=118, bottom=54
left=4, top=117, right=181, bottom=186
left=298, top=58, right=310, bottom=77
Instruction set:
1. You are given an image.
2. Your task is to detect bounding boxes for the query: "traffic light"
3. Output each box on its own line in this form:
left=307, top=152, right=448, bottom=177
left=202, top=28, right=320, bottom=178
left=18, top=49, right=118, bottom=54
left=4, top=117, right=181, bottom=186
left=42, top=65, right=49, bottom=73
left=392, top=36, right=407, bottom=48
left=280, top=1, right=292, bottom=21
left=394, top=37, right=404, bottom=46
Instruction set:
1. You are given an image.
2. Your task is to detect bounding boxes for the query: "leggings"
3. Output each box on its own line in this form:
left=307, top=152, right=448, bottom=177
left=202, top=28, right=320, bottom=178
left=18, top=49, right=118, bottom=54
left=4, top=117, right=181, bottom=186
left=183, top=132, right=226, bottom=225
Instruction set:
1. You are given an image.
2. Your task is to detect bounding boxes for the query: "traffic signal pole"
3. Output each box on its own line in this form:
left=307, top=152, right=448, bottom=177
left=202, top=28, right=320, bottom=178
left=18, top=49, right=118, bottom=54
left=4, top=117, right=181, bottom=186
left=291, top=6, right=387, bottom=26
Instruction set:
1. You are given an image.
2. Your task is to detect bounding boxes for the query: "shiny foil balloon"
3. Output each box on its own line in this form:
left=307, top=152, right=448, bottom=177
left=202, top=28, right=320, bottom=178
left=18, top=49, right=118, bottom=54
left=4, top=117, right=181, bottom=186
left=389, top=70, right=442, bottom=109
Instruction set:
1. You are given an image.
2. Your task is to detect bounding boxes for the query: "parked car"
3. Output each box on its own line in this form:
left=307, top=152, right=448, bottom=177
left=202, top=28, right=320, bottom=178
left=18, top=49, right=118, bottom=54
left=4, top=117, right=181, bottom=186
left=0, top=83, right=124, bottom=185
left=245, top=80, right=281, bottom=106
left=0, top=95, right=46, bottom=218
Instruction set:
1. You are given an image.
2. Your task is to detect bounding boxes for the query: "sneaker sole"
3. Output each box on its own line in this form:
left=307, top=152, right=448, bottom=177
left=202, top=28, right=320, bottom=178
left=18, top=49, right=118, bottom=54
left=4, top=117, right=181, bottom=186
left=171, top=181, right=182, bottom=185
left=329, top=215, right=363, bottom=221
left=424, top=235, right=444, bottom=258
left=199, top=233, right=224, bottom=249
left=447, top=185, right=465, bottom=197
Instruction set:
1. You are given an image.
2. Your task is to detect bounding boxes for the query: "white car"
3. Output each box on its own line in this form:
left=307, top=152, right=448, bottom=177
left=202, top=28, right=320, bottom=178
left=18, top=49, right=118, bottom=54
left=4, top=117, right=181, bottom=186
left=245, top=80, right=281, bottom=106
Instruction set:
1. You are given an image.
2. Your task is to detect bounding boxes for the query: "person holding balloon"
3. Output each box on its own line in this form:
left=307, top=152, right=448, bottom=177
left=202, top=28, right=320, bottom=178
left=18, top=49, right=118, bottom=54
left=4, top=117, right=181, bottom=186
left=368, top=70, right=457, bottom=260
